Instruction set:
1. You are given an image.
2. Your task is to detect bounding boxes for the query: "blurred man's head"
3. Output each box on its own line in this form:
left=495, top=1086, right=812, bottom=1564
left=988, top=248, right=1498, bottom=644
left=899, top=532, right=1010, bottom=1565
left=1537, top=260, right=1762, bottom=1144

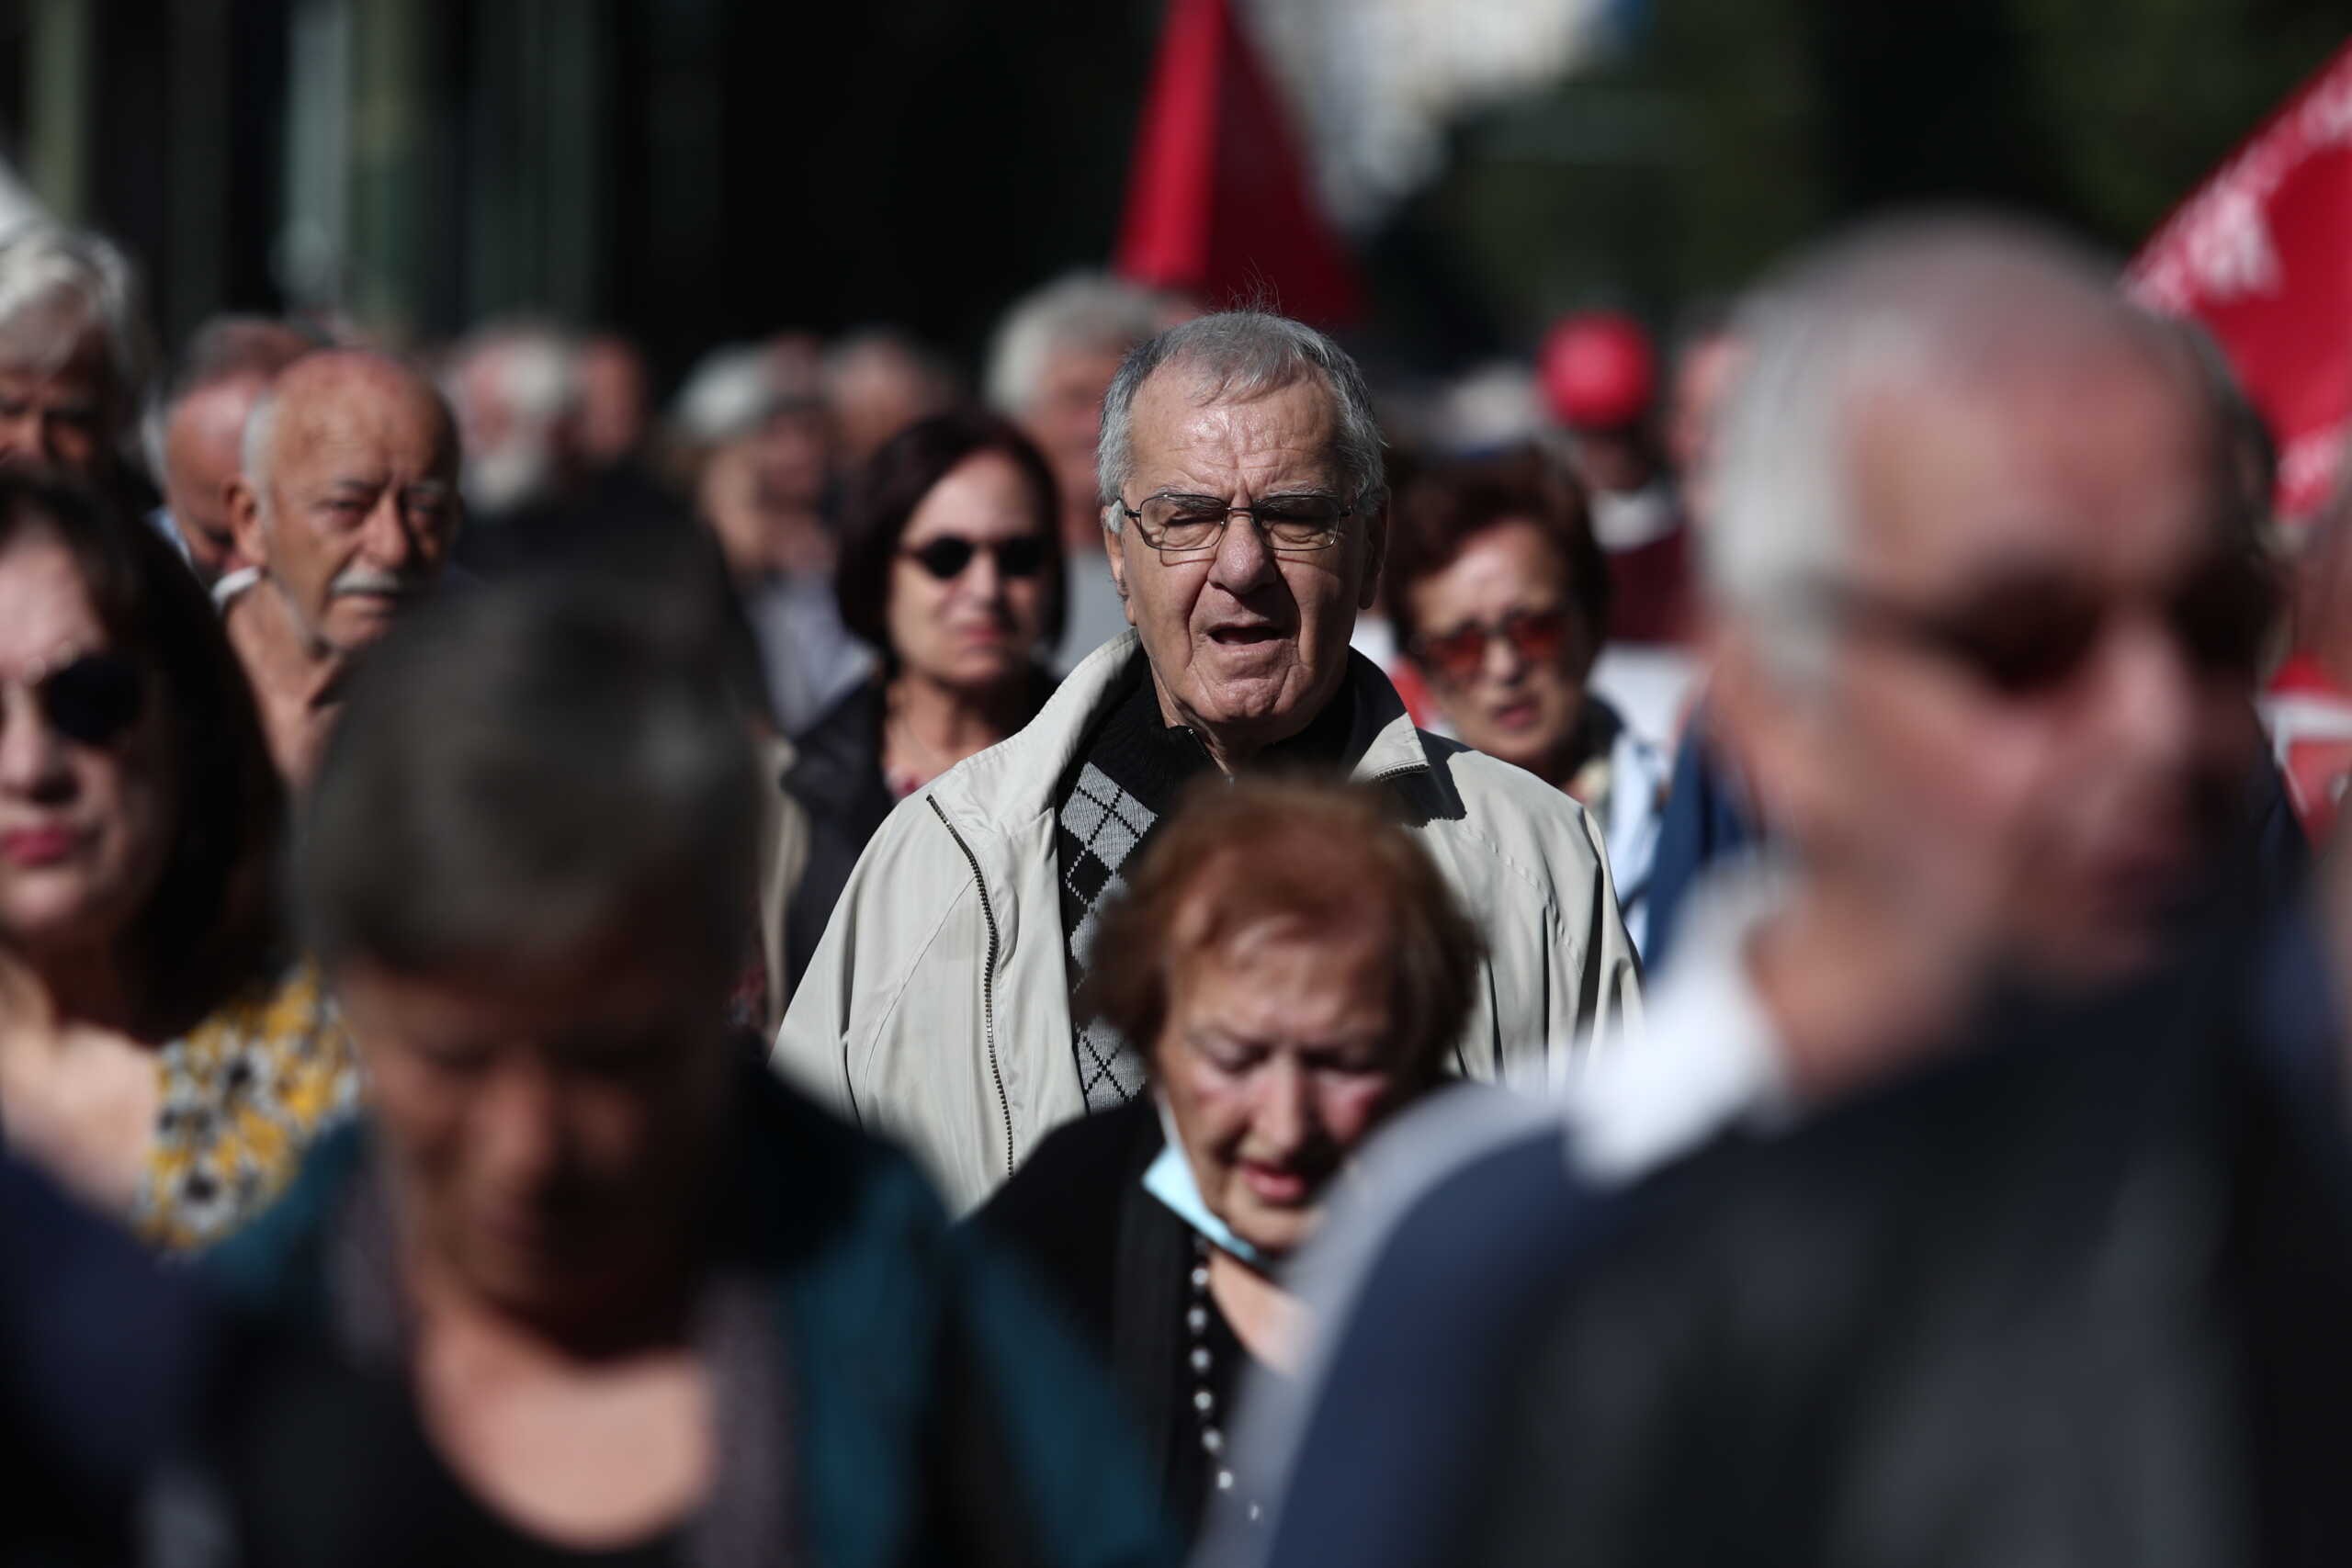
left=1664, top=299, right=1744, bottom=534
left=825, top=329, right=957, bottom=468
left=987, top=273, right=1172, bottom=550
left=230, top=351, right=463, bottom=659
left=444, top=321, right=581, bottom=517
left=0, top=227, right=153, bottom=484
left=147, top=316, right=316, bottom=584
left=1704, top=215, right=2268, bottom=990
left=573, top=332, right=650, bottom=471
left=300, top=567, right=760, bottom=1331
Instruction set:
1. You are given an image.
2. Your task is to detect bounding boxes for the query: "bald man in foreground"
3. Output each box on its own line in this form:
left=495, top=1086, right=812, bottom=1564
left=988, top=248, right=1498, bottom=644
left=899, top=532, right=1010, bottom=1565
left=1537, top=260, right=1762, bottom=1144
left=224, top=351, right=464, bottom=784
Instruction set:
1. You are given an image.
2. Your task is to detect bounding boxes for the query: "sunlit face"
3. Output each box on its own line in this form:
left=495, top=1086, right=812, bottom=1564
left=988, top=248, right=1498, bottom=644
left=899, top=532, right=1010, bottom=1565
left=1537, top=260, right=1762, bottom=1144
left=1108, top=370, right=1381, bottom=762
left=1732, top=348, right=2260, bottom=987
left=0, top=527, right=170, bottom=962
left=239, top=358, right=462, bottom=657
left=887, top=450, right=1053, bottom=692
left=163, top=376, right=266, bottom=585
left=1404, top=521, right=1597, bottom=783
left=1155, top=909, right=1421, bottom=1258
left=338, top=934, right=733, bottom=1330
left=0, top=326, right=116, bottom=481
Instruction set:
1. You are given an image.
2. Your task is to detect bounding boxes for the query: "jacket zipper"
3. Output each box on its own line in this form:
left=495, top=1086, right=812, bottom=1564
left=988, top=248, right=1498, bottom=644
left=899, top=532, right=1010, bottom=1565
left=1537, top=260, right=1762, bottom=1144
left=929, top=796, right=1013, bottom=1179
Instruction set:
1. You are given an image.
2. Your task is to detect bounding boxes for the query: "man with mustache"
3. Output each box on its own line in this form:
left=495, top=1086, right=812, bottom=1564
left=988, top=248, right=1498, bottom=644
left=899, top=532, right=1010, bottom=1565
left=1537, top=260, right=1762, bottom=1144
left=778, top=309, right=1641, bottom=1212
left=222, top=350, right=463, bottom=785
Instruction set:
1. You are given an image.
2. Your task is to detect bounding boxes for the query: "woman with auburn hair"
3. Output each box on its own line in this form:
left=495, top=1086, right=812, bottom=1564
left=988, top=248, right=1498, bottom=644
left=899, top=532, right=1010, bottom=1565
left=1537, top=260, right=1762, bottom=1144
left=975, top=774, right=1483, bottom=1542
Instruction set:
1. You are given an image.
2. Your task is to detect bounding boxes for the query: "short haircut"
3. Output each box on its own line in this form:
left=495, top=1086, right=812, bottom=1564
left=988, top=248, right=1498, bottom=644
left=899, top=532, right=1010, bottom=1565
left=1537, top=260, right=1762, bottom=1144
left=0, top=226, right=157, bottom=459
left=1097, top=309, right=1386, bottom=521
left=298, top=564, right=764, bottom=983
left=1707, top=211, right=2231, bottom=682
left=834, top=407, right=1069, bottom=668
left=1385, top=445, right=1611, bottom=655
left=0, top=474, right=283, bottom=1032
left=1081, top=775, right=1482, bottom=1081
left=984, top=272, right=1168, bottom=415
left=141, top=315, right=319, bottom=479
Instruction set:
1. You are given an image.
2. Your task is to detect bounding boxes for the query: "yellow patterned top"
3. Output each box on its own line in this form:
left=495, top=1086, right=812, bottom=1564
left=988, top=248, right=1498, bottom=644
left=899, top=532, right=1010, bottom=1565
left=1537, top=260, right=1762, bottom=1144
left=135, top=963, right=360, bottom=1252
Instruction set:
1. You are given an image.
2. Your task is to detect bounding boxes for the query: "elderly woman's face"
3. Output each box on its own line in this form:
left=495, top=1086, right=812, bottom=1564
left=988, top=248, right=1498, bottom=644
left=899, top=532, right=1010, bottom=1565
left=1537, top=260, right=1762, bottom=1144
left=1108, top=369, right=1381, bottom=762
left=337, top=931, right=733, bottom=1330
left=0, top=527, right=170, bottom=963
left=1404, top=521, right=1596, bottom=784
left=0, top=319, right=116, bottom=481
left=887, top=449, right=1052, bottom=692
left=1155, top=908, right=1421, bottom=1258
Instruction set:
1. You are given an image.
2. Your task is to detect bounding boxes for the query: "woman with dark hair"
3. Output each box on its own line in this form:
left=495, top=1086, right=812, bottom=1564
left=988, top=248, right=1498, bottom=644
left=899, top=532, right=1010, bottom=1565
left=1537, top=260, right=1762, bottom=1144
left=974, top=775, right=1482, bottom=1544
left=0, top=474, right=353, bottom=1249
left=781, top=408, right=1065, bottom=991
left=1386, top=446, right=1671, bottom=952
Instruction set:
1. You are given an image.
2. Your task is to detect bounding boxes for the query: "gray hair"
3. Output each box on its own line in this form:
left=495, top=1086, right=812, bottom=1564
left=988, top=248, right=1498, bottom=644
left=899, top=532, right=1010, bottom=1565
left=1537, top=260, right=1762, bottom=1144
left=1096, top=309, right=1386, bottom=520
left=0, top=225, right=157, bottom=467
left=984, top=272, right=1168, bottom=415
left=298, top=562, right=763, bottom=980
left=141, top=315, right=319, bottom=482
left=1706, top=212, right=2214, bottom=682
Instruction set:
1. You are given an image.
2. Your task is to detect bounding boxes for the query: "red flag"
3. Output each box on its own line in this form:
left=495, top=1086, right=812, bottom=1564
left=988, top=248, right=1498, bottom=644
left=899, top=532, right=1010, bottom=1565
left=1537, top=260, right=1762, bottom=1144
left=1114, top=0, right=1363, bottom=326
left=2128, top=39, right=2352, bottom=524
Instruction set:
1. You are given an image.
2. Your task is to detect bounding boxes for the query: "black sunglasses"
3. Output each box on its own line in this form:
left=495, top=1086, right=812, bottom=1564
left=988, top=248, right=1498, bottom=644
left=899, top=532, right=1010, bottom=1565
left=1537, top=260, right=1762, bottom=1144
left=902, top=536, right=1048, bottom=582
left=13, top=651, right=146, bottom=748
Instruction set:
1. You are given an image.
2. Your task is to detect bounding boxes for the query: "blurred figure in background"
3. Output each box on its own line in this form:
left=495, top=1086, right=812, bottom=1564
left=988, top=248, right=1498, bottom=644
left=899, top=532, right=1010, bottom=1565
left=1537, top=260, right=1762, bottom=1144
left=1662, top=298, right=1743, bottom=538
left=145, top=315, right=316, bottom=586
left=987, top=272, right=1174, bottom=670
left=223, top=350, right=464, bottom=785
left=1537, top=310, right=1690, bottom=646
left=2268, top=457, right=2352, bottom=840
left=674, top=341, right=867, bottom=733
left=572, top=329, right=651, bottom=475
left=778, top=310, right=1638, bottom=1213
left=442, top=319, right=580, bottom=527
left=978, top=776, right=1480, bottom=1544
left=825, top=327, right=959, bottom=468
left=1226, top=214, right=2285, bottom=1568
left=1387, top=448, right=1669, bottom=952
left=781, top=410, right=1063, bottom=995
left=0, top=476, right=351, bottom=1252
left=186, top=565, right=1173, bottom=1568
left=0, top=226, right=154, bottom=498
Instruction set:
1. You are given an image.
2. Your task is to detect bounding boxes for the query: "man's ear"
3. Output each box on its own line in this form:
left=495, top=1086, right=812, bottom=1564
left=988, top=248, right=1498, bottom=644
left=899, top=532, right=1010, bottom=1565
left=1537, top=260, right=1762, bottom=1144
left=227, top=478, right=268, bottom=571
left=1104, top=509, right=1137, bottom=625
left=1356, top=493, right=1388, bottom=613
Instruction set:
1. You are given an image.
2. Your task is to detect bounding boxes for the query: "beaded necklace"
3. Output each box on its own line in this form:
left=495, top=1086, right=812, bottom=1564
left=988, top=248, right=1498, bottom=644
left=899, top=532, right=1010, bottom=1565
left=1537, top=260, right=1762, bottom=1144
left=1188, top=1233, right=1266, bottom=1526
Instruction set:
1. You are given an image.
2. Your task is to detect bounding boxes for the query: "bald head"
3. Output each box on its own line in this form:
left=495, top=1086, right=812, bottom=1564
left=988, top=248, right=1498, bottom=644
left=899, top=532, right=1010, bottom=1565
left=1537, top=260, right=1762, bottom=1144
left=231, top=351, right=464, bottom=656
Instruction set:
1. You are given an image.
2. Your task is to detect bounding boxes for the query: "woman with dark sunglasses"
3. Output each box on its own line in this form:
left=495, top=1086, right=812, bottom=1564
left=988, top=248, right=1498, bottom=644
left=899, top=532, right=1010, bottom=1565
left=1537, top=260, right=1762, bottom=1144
left=778, top=410, right=1066, bottom=994
left=0, top=475, right=356, bottom=1249
left=1387, top=446, right=1670, bottom=953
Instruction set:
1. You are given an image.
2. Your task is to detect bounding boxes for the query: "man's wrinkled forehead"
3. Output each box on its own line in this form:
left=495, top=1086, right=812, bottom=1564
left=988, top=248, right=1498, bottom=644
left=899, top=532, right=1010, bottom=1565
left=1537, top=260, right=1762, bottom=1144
left=1129, top=363, right=1341, bottom=488
left=1841, top=337, right=2222, bottom=592
left=276, top=375, right=461, bottom=483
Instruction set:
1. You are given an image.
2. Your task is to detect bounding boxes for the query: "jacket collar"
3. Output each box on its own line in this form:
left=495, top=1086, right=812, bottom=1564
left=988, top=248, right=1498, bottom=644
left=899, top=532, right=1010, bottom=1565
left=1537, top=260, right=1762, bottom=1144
left=922, top=630, right=1433, bottom=834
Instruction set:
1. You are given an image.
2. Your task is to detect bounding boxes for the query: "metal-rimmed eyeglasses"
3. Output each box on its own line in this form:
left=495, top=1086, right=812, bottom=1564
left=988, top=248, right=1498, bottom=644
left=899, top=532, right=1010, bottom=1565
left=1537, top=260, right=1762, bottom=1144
left=1113, top=491, right=1356, bottom=557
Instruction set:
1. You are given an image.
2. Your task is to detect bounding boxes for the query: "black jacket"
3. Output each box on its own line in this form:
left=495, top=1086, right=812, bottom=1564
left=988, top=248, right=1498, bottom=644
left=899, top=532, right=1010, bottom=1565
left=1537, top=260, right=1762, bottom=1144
left=779, top=680, right=900, bottom=998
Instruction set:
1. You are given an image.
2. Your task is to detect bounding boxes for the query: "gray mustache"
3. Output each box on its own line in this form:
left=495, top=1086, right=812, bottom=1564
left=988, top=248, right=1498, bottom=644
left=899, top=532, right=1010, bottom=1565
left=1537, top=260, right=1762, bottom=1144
left=330, top=568, right=428, bottom=599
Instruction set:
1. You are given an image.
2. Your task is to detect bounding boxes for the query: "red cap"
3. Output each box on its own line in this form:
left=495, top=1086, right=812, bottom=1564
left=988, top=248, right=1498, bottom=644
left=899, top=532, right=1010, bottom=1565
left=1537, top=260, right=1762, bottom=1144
left=1539, top=311, right=1657, bottom=431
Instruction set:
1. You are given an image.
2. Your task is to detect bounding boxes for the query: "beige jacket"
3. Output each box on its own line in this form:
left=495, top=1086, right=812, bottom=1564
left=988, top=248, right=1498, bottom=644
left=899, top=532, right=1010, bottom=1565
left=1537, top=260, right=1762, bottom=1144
left=772, top=632, right=1643, bottom=1212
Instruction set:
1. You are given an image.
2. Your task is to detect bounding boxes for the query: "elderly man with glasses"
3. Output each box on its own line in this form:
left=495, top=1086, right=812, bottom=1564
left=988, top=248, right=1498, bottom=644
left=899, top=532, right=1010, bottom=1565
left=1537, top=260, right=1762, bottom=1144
left=776, top=309, right=1641, bottom=1211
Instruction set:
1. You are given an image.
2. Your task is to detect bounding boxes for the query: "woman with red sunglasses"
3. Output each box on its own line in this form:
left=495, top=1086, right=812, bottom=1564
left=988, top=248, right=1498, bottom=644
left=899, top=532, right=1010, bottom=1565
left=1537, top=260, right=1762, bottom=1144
left=1388, top=446, right=1669, bottom=953
left=0, top=475, right=355, bottom=1248
left=777, top=410, right=1067, bottom=995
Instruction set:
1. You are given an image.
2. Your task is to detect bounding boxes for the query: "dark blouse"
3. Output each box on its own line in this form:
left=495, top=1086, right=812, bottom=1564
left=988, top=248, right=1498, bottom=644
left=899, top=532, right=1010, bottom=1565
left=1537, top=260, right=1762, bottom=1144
left=972, top=1098, right=1273, bottom=1541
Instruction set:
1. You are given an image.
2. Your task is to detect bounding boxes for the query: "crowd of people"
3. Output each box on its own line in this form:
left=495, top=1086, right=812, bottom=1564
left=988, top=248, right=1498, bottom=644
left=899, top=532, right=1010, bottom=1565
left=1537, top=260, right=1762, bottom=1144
left=2, top=196, right=2350, bottom=1568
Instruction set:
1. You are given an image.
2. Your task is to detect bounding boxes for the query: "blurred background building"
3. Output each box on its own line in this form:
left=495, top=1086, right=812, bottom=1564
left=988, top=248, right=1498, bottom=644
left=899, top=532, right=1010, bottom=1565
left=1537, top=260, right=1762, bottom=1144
left=0, top=0, right=2342, bottom=384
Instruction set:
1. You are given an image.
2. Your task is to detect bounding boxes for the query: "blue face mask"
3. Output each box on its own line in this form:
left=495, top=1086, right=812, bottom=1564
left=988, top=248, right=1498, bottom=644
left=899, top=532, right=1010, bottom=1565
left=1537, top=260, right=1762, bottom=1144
left=1142, top=1098, right=1265, bottom=1268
